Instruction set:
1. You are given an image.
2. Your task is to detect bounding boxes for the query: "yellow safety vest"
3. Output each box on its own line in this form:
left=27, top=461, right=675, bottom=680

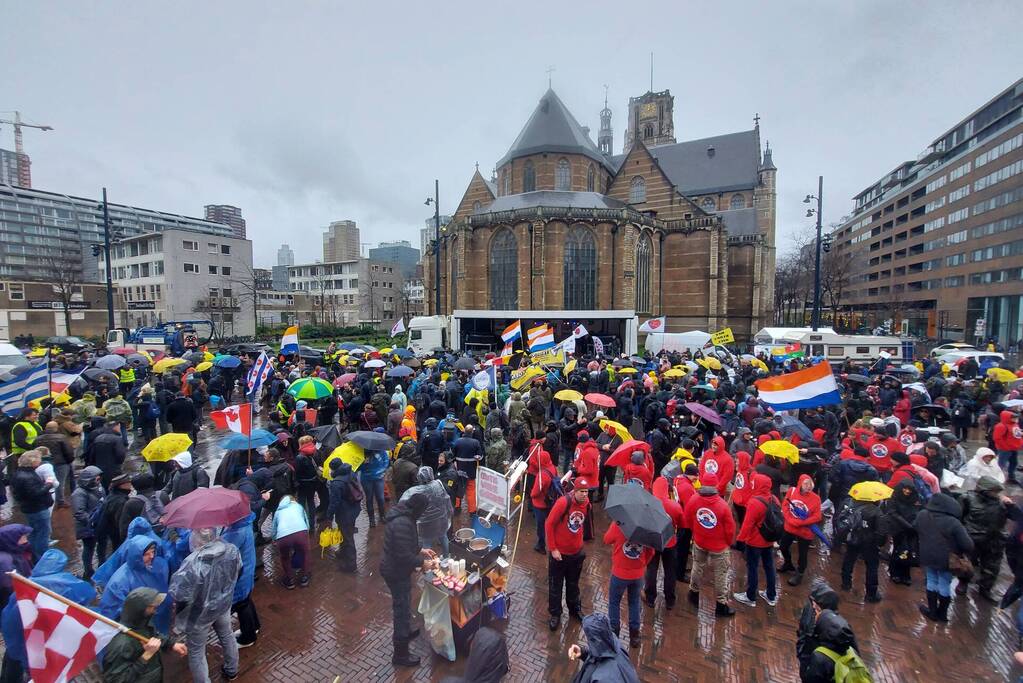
left=10, top=421, right=39, bottom=456
left=119, top=367, right=136, bottom=383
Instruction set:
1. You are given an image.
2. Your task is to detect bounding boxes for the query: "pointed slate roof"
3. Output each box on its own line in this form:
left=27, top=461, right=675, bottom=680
left=497, top=89, right=613, bottom=170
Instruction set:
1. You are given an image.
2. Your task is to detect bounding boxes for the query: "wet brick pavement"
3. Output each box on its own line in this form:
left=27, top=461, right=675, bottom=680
left=1, top=427, right=1019, bottom=682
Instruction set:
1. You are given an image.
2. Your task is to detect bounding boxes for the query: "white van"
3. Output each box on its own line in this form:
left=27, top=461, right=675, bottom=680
left=645, top=331, right=711, bottom=355
left=0, top=342, right=30, bottom=376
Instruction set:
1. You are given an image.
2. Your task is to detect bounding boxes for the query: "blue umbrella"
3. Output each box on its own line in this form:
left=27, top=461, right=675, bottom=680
left=219, top=428, right=275, bottom=450
left=788, top=499, right=832, bottom=548
left=215, top=355, right=242, bottom=368
left=386, top=365, right=414, bottom=378
left=391, top=348, right=413, bottom=358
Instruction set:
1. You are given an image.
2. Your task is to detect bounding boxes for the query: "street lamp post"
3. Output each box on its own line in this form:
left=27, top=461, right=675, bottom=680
left=804, top=176, right=824, bottom=331
left=425, top=180, right=441, bottom=315
left=101, top=188, right=115, bottom=330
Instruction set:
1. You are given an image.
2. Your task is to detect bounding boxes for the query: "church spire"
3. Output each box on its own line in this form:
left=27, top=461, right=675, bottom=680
left=598, top=85, right=613, bottom=156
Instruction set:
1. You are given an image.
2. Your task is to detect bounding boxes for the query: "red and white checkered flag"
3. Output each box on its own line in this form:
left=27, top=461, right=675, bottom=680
left=13, top=574, right=121, bottom=683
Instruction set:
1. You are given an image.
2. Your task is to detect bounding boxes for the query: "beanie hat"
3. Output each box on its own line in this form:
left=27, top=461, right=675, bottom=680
left=700, top=472, right=719, bottom=489
left=891, top=451, right=911, bottom=466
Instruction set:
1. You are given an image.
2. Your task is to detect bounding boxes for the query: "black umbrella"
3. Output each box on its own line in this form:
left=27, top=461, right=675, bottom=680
left=310, top=424, right=342, bottom=455
left=453, top=357, right=476, bottom=371
left=125, top=353, right=151, bottom=369
left=612, top=358, right=632, bottom=368
left=338, top=342, right=360, bottom=351
left=82, top=367, right=118, bottom=384
left=603, top=484, right=673, bottom=551
left=845, top=374, right=870, bottom=384
left=346, top=430, right=396, bottom=451
left=912, top=404, right=950, bottom=417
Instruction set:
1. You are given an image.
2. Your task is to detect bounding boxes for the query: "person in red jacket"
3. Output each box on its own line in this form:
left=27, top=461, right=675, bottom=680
left=530, top=447, right=559, bottom=553
left=572, top=432, right=600, bottom=540
left=545, top=477, right=592, bottom=631
left=672, top=462, right=700, bottom=583
left=699, top=436, right=734, bottom=497
left=865, top=418, right=902, bottom=477
left=894, top=390, right=912, bottom=428
left=622, top=451, right=652, bottom=491
left=887, top=451, right=923, bottom=490
left=730, top=451, right=754, bottom=550
left=993, top=409, right=1023, bottom=484
left=603, top=519, right=655, bottom=647
left=734, top=473, right=780, bottom=608
left=778, top=474, right=822, bottom=586
left=897, top=423, right=916, bottom=451
left=644, top=477, right=685, bottom=609
left=683, top=472, right=736, bottom=617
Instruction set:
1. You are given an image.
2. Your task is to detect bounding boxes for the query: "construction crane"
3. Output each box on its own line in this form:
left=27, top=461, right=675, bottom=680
left=0, top=111, right=53, bottom=188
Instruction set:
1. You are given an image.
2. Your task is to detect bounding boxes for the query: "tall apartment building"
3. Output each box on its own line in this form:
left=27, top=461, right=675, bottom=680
left=204, top=204, right=246, bottom=239
left=420, top=215, right=451, bottom=257
left=0, top=185, right=233, bottom=282
left=368, top=240, right=420, bottom=279
left=100, top=228, right=255, bottom=336
left=831, top=78, right=1023, bottom=343
left=0, top=149, right=21, bottom=186
left=277, top=243, right=295, bottom=266
left=322, top=220, right=360, bottom=261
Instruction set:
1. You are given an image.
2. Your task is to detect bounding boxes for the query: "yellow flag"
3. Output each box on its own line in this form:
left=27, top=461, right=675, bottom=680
left=710, top=327, right=735, bottom=346
left=510, top=365, right=545, bottom=391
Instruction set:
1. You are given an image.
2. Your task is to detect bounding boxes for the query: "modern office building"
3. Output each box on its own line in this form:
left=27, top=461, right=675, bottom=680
left=0, top=185, right=233, bottom=283
left=204, top=204, right=246, bottom=239
left=254, top=268, right=273, bottom=290
left=277, top=243, right=295, bottom=267
left=420, top=215, right=452, bottom=259
left=368, top=240, right=420, bottom=279
left=322, top=220, right=360, bottom=262
left=830, top=78, right=1023, bottom=343
left=99, top=228, right=255, bottom=336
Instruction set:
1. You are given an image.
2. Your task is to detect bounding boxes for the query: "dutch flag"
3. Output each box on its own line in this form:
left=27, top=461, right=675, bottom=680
left=527, top=324, right=555, bottom=352
left=754, top=362, right=841, bottom=411
left=501, top=321, right=522, bottom=344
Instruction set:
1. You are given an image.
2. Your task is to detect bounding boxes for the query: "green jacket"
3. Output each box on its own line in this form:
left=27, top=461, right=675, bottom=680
left=101, top=588, right=176, bottom=683
left=103, top=396, right=133, bottom=426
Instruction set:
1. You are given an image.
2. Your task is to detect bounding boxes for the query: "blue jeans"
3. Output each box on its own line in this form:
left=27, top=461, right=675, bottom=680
left=608, top=575, right=642, bottom=634
left=24, top=509, right=51, bottom=559
left=925, top=567, right=953, bottom=597
left=999, top=450, right=1018, bottom=478
left=420, top=532, right=449, bottom=555
left=533, top=506, right=549, bottom=551
left=362, top=478, right=386, bottom=522
left=745, top=545, right=777, bottom=602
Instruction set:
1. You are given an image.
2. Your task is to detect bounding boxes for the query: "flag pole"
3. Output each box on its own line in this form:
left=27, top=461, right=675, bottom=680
left=8, top=572, right=150, bottom=644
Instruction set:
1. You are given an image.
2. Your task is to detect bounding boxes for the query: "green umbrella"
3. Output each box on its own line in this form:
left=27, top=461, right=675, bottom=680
left=287, top=377, right=334, bottom=400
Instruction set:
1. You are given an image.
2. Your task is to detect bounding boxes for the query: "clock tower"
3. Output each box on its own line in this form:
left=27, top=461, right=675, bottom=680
left=623, top=89, right=676, bottom=154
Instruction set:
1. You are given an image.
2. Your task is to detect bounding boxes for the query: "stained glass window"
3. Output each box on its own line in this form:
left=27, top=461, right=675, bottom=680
left=730, top=193, right=746, bottom=209
left=587, top=165, right=595, bottom=192
left=563, top=226, right=597, bottom=309
left=702, top=197, right=716, bottom=211
left=556, top=158, right=571, bottom=191
left=630, top=176, right=646, bottom=204
left=636, top=233, right=652, bottom=313
left=489, top=228, right=518, bottom=310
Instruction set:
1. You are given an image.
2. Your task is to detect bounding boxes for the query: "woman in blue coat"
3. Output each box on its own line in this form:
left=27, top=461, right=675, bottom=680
left=98, top=535, right=171, bottom=634
left=222, top=512, right=260, bottom=647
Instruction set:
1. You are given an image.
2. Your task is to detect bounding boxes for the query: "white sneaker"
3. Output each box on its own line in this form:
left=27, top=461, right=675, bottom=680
left=733, top=591, right=756, bottom=607
left=758, top=590, right=778, bottom=607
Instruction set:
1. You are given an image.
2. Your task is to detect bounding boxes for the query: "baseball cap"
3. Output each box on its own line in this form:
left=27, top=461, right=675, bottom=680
left=574, top=477, right=592, bottom=489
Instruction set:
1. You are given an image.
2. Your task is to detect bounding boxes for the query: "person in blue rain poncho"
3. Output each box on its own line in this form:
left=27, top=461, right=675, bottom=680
left=222, top=512, right=260, bottom=648
left=92, top=517, right=167, bottom=587
left=98, top=535, right=171, bottom=634
left=0, top=549, right=96, bottom=682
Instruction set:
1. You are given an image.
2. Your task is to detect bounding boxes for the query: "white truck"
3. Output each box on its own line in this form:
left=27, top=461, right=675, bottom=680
left=407, top=310, right=639, bottom=357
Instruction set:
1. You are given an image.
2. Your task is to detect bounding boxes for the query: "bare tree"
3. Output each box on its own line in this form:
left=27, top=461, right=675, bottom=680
left=44, top=255, right=83, bottom=335
left=820, top=248, right=856, bottom=328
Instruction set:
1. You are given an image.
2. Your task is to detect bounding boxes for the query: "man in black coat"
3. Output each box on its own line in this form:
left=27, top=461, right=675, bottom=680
left=10, top=451, right=54, bottom=558
left=101, top=474, right=134, bottom=552
left=380, top=493, right=434, bottom=668
left=91, top=420, right=127, bottom=488
left=798, top=610, right=863, bottom=682
left=164, top=393, right=197, bottom=438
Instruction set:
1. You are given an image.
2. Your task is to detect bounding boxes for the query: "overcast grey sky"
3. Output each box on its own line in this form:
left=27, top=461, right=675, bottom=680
left=3, top=1, right=1022, bottom=267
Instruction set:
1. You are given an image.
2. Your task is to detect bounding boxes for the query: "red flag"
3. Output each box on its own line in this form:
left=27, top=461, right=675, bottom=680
left=210, top=403, right=252, bottom=435
left=13, top=577, right=120, bottom=683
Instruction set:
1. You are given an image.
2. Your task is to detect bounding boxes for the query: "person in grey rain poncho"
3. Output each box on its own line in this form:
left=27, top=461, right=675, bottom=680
left=169, top=527, right=242, bottom=683
left=567, top=614, right=640, bottom=683
left=401, top=466, right=454, bottom=554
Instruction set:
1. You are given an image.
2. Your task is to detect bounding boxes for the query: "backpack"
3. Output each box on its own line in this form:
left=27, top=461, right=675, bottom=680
left=147, top=401, right=161, bottom=419
left=813, top=645, right=873, bottom=683
left=755, top=496, right=785, bottom=542
left=834, top=501, right=868, bottom=546
left=907, top=472, right=933, bottom=503
left=544, top=475, right=565, bottom=508
left=346, top=477, right=364, bottom=503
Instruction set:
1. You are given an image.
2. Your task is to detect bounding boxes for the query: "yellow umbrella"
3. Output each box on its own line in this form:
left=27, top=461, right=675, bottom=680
left=380, top=347, right=393, bottom=354
left=27, top=348, right=47, bottom=358
left=599, top=419, right=631, bottom=439
left=849, top=481, right=893, bottom=502
left=987, top=367, right=1017, bottom=383
left=29, top=392, right=72, bottom=409
left=195, top=361, right=213, bottom=372
left=618, top=367, right=638, bottom=375
left=202, top=351, right=215, bottom=361
left=564, top=359, right=578, bottom=375
left=142, top=432, right=193, bottom=462
left=554, top=389, right=583, bottom=401
left=423, top=358, right=438, bottom=366
left=751, top=358, right=768, bottom=371
left=663, top=368, right=685, bottom=379
left=760, top=440, right=800, bottom=464
left=706, top=357, right=722, bottom=370
left=323, top=441, right=365, bottom=477
left=153, top=357, right=187, bottom=373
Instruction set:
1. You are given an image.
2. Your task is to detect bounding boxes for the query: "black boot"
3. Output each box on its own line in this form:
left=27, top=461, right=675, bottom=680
left=787, top=572, right=804, bottom=587
left=777, top=563, right=795, bottom=574
left=918, top=590, right=939, bottom=621
left=392, top=640, right=420, bottom=667
left=688, top=590, right=700, bottom=606
left=629, top=628, right=640, bottom=648
left=715, top=601, right=735, bottom=617
left=936, top=595, right=951, bottom=622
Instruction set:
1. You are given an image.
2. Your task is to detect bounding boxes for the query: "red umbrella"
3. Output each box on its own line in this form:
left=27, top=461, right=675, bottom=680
left=605, top=440, right=652, bottom=469
left=161, top=486, right=250, bottom=529
left=334, top=373, right=357, bottom=387
left=584, top=393, right=616, bottom=409
left=111, top=347, right=136, bottom=356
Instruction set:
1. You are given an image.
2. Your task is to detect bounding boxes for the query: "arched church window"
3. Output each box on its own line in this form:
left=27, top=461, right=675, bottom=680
left=563, top=226, right=597, bottom=309
left=503, top=170, right=510, bottom=196
left=629, top=176, right=646, bottom=204
left=489, top=228, right=518, bottom=310
left=587, top=165, right=595, bottom=192
left=555, top=158, right=571, bottom=191
left=472, top=201, right=482, bottom=214
left=523, top=160, right=536, bottom=192
left=644, top=124, right=654, bottom=139
left=730, top=193, right=746, bottom=209
left=635, top=232, right=652, bottom=313
left=701, top=197, right=717, bottom=211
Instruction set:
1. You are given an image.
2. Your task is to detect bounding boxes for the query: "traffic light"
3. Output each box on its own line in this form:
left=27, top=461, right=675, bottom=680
left=821, top=234, right=833, bottom=253
left=91, top=244, right=102, bottom=257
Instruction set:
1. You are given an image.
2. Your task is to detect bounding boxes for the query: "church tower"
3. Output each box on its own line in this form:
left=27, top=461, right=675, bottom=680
left=598, top=88, right=613, bottom=156
left=624, top=90, right=675, bottom=154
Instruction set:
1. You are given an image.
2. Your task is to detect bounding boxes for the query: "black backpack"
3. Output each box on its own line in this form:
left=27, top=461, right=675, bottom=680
left=835, top=500, right=868, bottom=546
left=755, top=496, right=785, bottom=542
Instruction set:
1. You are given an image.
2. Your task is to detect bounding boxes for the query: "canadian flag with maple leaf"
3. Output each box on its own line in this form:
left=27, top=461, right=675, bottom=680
left=638, top=316, right=665, bottom=333
left=210, top=403, right=252, bottom=435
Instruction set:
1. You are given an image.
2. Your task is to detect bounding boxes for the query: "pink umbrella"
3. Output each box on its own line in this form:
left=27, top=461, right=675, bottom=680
left=161, top=487, right=250, bottom=529
left=684, top=401, right=723, bottom=426
left=334, top=373, right=357, bottom=387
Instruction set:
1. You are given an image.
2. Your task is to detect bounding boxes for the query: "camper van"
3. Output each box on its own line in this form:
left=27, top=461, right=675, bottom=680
left=644, top=331, right=711, bottom=355
left=786, top=330, right=910, bottom=364
left=752, top=327, right=836, bottom=357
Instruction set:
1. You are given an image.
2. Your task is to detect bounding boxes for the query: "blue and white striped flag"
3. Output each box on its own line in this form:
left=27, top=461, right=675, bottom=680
left=246, top=351, right=274, bottom=399
left=0, top=358, right=50, bottom=417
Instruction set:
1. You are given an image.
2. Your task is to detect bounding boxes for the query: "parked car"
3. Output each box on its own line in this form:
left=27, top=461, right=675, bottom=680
left=937, top=350, right=1006, bottom=372
left=220, top=343, right=271, bottom=358
left=43, top=336, right=93, bottom=354
left=297, top=345, right=325, bottom=365
left=929, top=342, right=976, bottom=358
left=0, top=342, right=30, bottom=376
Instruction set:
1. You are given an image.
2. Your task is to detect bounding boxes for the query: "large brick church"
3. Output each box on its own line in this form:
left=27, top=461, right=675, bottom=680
left=425, top=86, right=777, bottom=343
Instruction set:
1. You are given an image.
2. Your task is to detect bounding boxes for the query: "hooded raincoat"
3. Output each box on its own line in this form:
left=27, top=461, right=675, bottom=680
left=101, top=588, right=176, bottom=683
left=400, top=466, right=454, bottom=541
left=98, top=535, right=172, bottom=633
left=799, top=610, right=862, bottom=683
left=93, top=517, right=167, bottom=587
left=0, top=525, right=33, bottom=604
left=168, top=533, right=242, bottom=631
left=960, top=450, right=1006, bottom=491
left=438, top=626, right=509, bottom=683
left=570, top=614, right=641, bottom=683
